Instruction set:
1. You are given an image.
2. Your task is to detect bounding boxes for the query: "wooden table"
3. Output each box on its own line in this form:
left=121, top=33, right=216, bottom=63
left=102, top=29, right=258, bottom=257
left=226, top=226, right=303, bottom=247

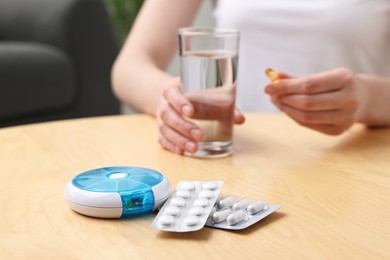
left=1, top=113, right=389, bottom=259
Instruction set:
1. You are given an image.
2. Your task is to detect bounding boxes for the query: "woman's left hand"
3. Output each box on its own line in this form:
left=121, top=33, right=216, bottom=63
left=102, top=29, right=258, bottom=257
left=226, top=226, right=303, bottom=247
left=264, top=68, right=368, bottom=135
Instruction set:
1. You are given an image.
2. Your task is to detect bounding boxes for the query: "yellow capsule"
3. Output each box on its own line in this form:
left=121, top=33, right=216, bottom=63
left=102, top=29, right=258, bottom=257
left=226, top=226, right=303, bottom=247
left=265, top=68, right=280, bottom=83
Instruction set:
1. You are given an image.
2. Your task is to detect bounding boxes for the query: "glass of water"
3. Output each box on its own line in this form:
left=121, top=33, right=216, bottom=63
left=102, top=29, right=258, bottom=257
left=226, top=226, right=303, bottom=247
left=178, top=27, right=240, bottom=158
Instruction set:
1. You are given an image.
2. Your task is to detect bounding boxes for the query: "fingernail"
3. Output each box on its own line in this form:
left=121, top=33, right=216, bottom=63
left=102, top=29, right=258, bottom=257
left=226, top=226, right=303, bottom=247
left=185, top=142, right=196, bottom=152
left=190, top=128, right=203, bottom=140
left=181, top=105, right=192, bottom=116
left=265, top=85, right=274, bottom=94
left=174, top=146, right=182, bottom=155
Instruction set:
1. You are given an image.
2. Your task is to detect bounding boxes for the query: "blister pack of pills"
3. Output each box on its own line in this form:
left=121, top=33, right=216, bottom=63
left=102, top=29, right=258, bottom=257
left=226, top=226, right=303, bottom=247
left=205, top=195, right=281, bottom=230
left=151, top=180, right=223, bottom=232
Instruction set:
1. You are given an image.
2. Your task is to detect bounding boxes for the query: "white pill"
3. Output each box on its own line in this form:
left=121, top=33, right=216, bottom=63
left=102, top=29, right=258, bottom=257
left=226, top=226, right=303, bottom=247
left=226, top=210, right=246, bottom=226
left=164, top=205, right=181, bottom=217
left=212, top=208, right=232, bottom=223
left=189, top=207, right=204, bottom=216
left=232, top=198, right=251, bottom=211
left=202, top=182, right=218, bottom=190
left=175, top=189, right=191, bottom=199
left=198, top=190, right=214, bottom=199
left=158, top=215, right=175, bottom=226
left=177, top=181, right=195, bottom=191
left=194, top=198, right=209, bottom=208
left=247, top=200, right=266, bottom=215
left=183, top=216, right=200, bottom=226
left=218, top=196, right=236, bottom=209
left=170, top=197, right=186, bottom=207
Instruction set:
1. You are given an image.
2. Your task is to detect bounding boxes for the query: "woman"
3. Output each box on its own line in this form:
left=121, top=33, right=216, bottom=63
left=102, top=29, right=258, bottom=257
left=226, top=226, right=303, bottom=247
left=111, top=0, right=390, bottom=155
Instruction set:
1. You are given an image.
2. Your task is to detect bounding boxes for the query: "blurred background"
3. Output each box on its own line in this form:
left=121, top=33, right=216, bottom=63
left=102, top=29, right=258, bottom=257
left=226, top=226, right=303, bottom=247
left=107, top=0, right=214, bottom=114
left=0, top=0, right=212, bottom=127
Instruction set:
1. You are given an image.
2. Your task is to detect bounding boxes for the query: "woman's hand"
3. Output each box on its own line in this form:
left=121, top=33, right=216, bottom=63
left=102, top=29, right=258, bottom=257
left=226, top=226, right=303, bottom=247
left=156, top=78, right=245, bottom=155
left=265, top=68, right=368, bottom=135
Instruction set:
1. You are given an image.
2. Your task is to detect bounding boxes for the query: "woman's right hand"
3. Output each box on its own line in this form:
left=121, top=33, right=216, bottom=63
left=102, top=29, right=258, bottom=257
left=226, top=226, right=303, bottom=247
left=156, top=78, right=246, bottom=155
left=156, top=78, right=204, bottom=155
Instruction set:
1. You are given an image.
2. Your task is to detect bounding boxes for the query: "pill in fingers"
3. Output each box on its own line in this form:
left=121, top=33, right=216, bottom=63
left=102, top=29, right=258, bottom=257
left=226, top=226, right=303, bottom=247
left=265, top=68, right=280, bottom=83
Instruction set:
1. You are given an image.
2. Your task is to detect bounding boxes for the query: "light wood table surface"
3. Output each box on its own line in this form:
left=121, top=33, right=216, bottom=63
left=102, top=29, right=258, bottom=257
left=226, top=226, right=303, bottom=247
left=1, top=113, right=389, bottom=259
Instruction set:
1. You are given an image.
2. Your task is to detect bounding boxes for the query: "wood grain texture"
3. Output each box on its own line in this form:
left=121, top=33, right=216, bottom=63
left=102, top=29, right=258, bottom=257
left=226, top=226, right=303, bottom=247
left=0, top=113, right=389, bottom=259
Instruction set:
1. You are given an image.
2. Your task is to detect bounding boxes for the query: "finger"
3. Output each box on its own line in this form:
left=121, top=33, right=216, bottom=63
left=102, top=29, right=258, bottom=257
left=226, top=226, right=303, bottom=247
left=158, top=102, right=204, bottom=141
left=277, top=71, right=293, bottom=80
left=163, top=78, right=194, bottom=117
left=270, top=95, right=283, bottom=110
left=279, top=90, right=359, bottom=111
left=159, top=123, right=198, bottom=153
left=234, top=108, right=245, bottom=124
left=156, top=103, right=201, bottom=154
left=280, top=104, right=356, bottom=126
left=298, top=123, right=352, bottom=135
left=265, top=68, right=354, bottom=96
left=158, top=135, right=183, bottom=155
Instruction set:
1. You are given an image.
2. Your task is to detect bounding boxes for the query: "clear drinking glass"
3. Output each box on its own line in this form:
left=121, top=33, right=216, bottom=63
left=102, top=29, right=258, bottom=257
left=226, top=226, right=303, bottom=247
left=178, top=27, right=240, bottom=158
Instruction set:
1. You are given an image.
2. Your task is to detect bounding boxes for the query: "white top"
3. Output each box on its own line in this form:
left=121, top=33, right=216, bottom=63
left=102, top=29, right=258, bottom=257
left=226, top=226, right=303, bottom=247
left=213, top=0, right=390, bottom=112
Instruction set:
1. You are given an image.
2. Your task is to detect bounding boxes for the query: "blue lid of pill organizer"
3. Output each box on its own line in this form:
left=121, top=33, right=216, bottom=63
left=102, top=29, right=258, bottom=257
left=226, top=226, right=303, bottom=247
left=72, top=166, right=164, bottom=217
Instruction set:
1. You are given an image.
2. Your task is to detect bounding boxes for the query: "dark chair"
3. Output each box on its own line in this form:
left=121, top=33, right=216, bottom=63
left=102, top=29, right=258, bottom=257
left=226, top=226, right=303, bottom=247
left=0, top=0, right=120, bottom=127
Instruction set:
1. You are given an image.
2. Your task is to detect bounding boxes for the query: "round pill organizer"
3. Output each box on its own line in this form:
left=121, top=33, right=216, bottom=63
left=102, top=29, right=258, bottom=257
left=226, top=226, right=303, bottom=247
left=64, top=166, right=171, bottom=218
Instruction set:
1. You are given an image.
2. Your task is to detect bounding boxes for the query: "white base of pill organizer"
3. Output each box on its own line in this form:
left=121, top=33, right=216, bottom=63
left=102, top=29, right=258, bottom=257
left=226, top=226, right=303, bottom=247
left=65, top=183, right=171, bottom=218
left=66, top=195, right=123, bottom=218
left=65, top=166, right=171, bottom=218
